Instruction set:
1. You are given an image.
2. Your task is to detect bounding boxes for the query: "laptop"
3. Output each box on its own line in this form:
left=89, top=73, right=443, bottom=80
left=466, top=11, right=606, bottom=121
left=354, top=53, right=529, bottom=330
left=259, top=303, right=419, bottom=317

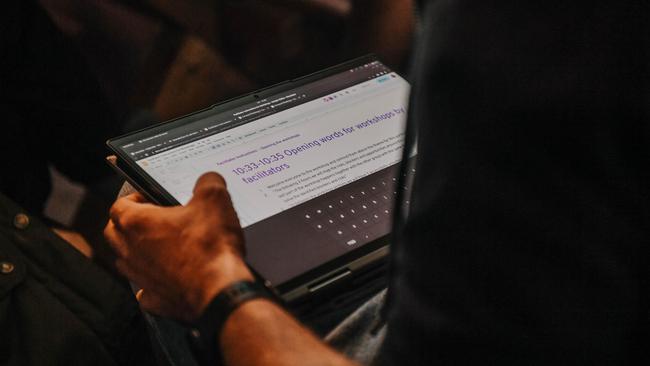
left=106, top=55, right=412, bottom=304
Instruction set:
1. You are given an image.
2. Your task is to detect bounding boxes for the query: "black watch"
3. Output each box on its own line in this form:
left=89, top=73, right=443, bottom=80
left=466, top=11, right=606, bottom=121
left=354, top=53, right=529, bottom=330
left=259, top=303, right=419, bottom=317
left=187, top=280, right=274, bottom=366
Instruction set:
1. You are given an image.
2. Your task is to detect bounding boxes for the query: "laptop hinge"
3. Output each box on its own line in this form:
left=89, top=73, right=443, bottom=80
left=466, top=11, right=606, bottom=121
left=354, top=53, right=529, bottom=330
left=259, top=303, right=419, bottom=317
left=307, top=269, right=352, bottom=293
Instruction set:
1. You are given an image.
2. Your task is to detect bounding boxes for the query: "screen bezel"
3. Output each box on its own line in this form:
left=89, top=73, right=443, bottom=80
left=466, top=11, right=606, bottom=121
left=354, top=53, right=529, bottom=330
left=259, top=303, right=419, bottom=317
left=107, top=54, right=403, bottom=296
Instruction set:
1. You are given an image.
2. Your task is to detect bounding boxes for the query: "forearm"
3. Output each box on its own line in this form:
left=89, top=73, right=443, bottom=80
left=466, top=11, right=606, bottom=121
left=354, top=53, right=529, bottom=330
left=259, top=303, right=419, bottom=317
left=347, top=0, right=414, bottom=67
left=220, top=299, right=358, bottom=366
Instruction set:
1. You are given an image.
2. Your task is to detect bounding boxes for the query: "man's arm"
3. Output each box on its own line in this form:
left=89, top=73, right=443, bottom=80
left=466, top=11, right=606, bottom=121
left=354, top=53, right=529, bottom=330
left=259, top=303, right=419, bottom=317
left=221, top=300, right=356, bottom=366
left=104, top=173, right=358, bottom=366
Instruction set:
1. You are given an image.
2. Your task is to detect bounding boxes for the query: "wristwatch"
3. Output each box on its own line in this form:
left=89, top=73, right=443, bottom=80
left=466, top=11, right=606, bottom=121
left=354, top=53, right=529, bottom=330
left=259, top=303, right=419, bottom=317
left=187, top=280, right=275, bottom=365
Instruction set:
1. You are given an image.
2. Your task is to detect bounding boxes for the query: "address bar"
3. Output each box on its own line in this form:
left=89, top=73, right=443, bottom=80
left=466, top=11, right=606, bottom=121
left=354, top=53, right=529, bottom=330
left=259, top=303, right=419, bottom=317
left=188, top=79, right=402, bottom=162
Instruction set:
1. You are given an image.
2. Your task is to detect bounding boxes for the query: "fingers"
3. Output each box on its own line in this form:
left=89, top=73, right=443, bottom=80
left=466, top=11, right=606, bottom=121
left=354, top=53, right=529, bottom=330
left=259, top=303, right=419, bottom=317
left=123, top=192, right=148, bottom=203
left=109, top=193, right=155, bottom=230
left=104, top=219, right=129, bottom=258
left=137, top=288, right=178, bottom=318
left=109, top=196, right=142, bottom=229
left=114, top=259, right=168, bottom=297
left=126, top=269, right=182, bottom=318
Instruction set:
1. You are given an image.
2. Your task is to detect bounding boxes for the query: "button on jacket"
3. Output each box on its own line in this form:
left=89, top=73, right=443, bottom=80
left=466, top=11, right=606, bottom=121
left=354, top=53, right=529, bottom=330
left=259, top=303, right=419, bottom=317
left=0, top=193, right=155, bottom=365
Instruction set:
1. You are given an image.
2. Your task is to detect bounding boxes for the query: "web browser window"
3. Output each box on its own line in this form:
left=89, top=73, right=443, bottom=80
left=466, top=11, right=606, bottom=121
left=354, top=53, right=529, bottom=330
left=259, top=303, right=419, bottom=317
left=115, top=61, right=411, bottom=286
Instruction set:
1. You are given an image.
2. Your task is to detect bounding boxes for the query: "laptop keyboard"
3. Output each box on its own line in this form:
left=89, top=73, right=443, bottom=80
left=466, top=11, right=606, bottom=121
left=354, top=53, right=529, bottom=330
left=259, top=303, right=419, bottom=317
left=302, top=167, right=413, bottom=248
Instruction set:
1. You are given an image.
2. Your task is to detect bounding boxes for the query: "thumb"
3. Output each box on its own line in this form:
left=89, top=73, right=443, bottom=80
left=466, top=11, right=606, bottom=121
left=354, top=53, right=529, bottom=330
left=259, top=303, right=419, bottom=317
left=189, top=172, right=230, bottom=207
left=194, top=172, right=227, bottom=194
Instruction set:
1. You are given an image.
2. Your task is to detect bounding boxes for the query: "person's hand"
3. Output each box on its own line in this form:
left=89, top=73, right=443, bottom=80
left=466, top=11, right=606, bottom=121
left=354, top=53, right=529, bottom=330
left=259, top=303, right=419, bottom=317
left=104, top=172, right=254, bottom=322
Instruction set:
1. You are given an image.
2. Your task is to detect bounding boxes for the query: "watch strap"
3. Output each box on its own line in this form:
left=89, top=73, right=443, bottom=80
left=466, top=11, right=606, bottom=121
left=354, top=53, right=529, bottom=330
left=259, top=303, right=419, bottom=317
left=187, top=280, right=273, bottom=365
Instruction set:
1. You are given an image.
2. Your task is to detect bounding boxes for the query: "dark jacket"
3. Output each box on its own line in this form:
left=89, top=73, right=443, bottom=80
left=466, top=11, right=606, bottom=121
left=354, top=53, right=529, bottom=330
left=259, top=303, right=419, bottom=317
left=381, top=0, right=649, bottom=364
left=0, top=193, right=155, bottom=365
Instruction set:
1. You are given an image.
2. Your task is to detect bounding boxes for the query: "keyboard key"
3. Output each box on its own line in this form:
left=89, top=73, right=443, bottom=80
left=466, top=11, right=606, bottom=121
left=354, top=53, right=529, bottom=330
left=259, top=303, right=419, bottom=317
left=300, top=167, right=403, bottom=243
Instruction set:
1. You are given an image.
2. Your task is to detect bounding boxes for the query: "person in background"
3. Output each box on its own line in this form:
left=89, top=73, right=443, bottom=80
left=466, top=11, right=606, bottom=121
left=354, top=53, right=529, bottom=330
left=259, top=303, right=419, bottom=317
left=105, top=0, right=648, bottom=365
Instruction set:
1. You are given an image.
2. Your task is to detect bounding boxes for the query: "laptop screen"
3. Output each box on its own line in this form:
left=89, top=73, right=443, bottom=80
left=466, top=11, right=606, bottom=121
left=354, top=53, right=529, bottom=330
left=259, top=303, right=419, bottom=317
left=113, top=59, right=410, bottom=286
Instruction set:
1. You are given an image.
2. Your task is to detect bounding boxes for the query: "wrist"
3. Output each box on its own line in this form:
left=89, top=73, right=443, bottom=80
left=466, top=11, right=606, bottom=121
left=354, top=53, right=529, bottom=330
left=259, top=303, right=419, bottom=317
left=186, top=251, right=254, bottom=321
left=188, top=280, right=275, bottom=366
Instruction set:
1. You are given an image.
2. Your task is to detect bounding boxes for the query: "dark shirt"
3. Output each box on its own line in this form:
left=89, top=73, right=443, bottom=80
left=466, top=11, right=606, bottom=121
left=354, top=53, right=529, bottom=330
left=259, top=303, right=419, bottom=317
left=381, top=1, right=648, bottom=364
left=0, top=193, right=155, bottom=365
